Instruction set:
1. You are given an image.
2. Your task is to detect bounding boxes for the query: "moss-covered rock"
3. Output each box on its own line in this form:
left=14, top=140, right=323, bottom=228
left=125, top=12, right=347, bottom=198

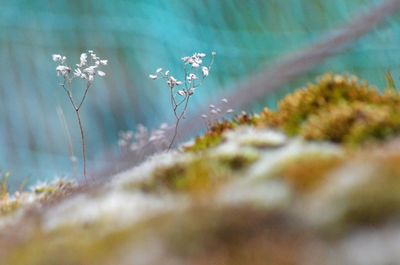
left=276, top=153, right=344, bottom=193
left=186, top=112, right=258, bottom=152
left=132, top=152, right=258, bottom=194
left=259, top=73, right=400, bottom=146
left=4, top=73, right=400, bottom=265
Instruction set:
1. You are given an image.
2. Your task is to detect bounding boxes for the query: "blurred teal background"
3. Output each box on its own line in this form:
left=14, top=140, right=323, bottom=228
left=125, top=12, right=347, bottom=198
left=1, top=0, right=399, bottom=188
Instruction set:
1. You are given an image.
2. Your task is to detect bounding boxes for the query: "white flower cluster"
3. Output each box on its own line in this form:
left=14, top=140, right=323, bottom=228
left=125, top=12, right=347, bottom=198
left=149, top=69, right=182, bottom=89
left=52, top=50, right=107, bottom=82
left=149, top=51, right=216, bottom=149
left=149, top=51, right=216, bottom=98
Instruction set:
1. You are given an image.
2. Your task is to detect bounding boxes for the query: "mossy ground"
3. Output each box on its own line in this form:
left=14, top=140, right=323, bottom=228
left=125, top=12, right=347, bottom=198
left=3, top=73, right=400, bottom=264
left=3, top=206, right=318, bottom=265
left=186, top=112, right=258, bottom=152
left=0, top=172, right=20, bottom=216
left=129, top=152, right=259, bottom=195
left=259, top=73, right=400, bottom=146
left=276, top=154, right=344, bottom=193
left=187, top=74, right=400, bottom=153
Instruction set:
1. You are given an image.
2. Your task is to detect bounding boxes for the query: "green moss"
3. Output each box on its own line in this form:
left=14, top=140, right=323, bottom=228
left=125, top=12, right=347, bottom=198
left=301, top=102, right=400, bottom=145
left=0, top=200, right=20, bottom=216
left=275, top=154, right=344, bottom=193
left=336, top=154, right=400, bottom=227
left=218, top=152, right=259, bottom=171
left=0, top=171, right=10, bottom=200
left=258, top=73, right=400, bottom=146
left=131, top=153, right=258, bottom=194
left=0, top=171, right=21, bottom=216
left=2, top=205, right=316, bottom=265
left=162, top=206, right=315, bottom=265
left=3, top=222, right=146, bottom=265
left=186, top=112, right=258, bottom=152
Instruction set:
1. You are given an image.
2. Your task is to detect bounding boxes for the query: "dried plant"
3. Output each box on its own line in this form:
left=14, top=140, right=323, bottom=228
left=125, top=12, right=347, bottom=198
left=150, top=52, right=216, bottom=150
left=118, top=123, right=171, bottom=155
left=52, top=51, right=108, bottom=180
left=201, top=98, right=234, bottom=129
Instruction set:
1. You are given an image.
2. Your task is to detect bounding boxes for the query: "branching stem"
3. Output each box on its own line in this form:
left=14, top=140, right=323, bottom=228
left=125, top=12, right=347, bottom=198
left=61, top=78, right=90, bottom=181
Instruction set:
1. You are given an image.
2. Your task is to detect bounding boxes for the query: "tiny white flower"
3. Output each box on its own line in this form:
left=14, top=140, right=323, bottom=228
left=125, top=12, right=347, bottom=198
left=149, top=74, right=158, bottom=80
left=83, top=66, right=97, bottom=75
left=210, top=109, right=218, bottom=114
left=188, top=88, right=195, bottom=95
left=202, top=66, right=209, bottom=77
left=197, top=53, right=206, bottom=58
left=181, top=56, right=190, bottom=63
left=88, top=75, right=94, bottom=82
left=52, top=54, right=62, bottom=62
left=221, top=98, right=228, bottom=103
left=187, top=57, right=195, bottom=64
left=176, top=81, right=182, bottom=85
left=74, top=68, right=82, bottom=77
left=187, top=73, right=198, bottom=81
left=226, top=109, right=234, bottom=113
left=156, top=68, right=163, bottom=73
left=56, top=65, right=71, bottom=76
left=91, top=53, right=99, bottom=60
left=216, top=108, right=221, bottom=113
left=79, top=53, right=87, bottom=66
left=167, top=76, right=180, bottom=88
left=88, top=50, right=93, bottom=53
left=100, top=60, right=108, bottom=65
left=97, top=70, right=106, bottom=77
left=201, top=114, right=208, bottom=119
left=212, top=51, right=216, bottom=56
left=209, top=104, right=215, bottom=109
left=165, top=70, right=170, bottom=76
left=192, top=62, right=200, bottom=68
left=177, top=90, right=186, bottom=96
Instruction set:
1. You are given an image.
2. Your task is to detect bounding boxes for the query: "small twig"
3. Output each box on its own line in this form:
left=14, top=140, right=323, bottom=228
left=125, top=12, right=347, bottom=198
left=168, top=94, right=191, bottom=150
left=74, top=109, right=87, bottom=180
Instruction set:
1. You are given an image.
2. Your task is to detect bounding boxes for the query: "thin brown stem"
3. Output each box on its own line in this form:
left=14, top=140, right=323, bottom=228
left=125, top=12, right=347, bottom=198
left=61, top=78, right=88, bottom=181
left=170, top=89, right=179, bottom=119
left=77, top=82, right=91, bottom=111
left=168, top=95, right=190, bottom=150
left=74, top=109, right=87, bottom=180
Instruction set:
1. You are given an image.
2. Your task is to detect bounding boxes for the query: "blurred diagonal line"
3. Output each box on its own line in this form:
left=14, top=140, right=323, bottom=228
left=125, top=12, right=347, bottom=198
left=181, top=0, right=400, bottom=136
left=98, top=0, right=400, bottom=179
